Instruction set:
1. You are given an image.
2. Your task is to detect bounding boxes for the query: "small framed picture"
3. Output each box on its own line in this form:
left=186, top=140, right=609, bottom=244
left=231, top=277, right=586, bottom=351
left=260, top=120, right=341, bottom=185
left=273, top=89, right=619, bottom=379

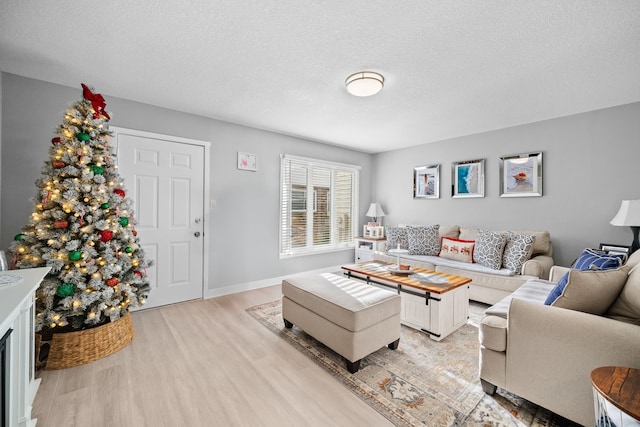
left=599, top=243, right=630, bottom=257
left=238, top=152, right=257, bottom=171
left=452, top=159, right=485, bottom=198
left=500, top=152, right=542, bottom=197
left=414, top=164, right=439, bottom=199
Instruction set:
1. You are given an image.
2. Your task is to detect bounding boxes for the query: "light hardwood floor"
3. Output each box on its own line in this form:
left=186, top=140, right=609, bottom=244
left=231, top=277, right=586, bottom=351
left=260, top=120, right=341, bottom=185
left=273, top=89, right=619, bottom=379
left=31, top=285, right=395, bottom=427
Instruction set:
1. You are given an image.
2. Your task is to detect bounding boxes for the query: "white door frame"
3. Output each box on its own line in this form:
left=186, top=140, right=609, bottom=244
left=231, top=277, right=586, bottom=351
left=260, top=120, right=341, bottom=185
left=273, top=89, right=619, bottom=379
left=109, top=126, right=211, bottom=302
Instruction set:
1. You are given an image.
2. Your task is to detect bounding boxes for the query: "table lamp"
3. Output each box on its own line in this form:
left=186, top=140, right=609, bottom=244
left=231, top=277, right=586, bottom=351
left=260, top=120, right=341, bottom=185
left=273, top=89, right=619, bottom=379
left=610, top=199, right=640, bottom=254
left=366, top=203, right=386, bottom=223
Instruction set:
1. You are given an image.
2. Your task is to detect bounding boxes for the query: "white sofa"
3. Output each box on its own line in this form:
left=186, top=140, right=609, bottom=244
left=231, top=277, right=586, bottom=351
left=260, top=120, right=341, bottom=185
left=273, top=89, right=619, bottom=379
left=479, top=250, right=640, bottom=426
left=374, top=225, right=554, bottom=305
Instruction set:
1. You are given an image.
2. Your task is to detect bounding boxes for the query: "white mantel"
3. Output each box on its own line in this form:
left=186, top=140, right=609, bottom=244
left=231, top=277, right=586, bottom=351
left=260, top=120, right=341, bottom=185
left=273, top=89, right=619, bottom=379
left=0, top=267, right=49, bottom=427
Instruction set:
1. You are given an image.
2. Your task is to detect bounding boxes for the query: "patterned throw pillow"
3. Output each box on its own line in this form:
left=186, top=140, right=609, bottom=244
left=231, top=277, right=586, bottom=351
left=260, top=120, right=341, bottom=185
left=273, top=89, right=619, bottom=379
left=386, top=227, right=409, bottom=250
left=474, top=230, right=507, bottom=270
left=406, top=225, right=440, bottom=256
left=545, top=248, right=627, bottom=305
left=439, top=237, right=475, bottom=263
left=502, top=232, right=536, bottom=274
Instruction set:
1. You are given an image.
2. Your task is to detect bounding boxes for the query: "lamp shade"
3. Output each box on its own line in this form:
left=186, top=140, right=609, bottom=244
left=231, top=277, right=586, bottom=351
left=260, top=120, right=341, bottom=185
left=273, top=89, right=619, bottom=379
left=366, top=203, right=386, bottom=219
left=610, top=200, right=640, bottom=226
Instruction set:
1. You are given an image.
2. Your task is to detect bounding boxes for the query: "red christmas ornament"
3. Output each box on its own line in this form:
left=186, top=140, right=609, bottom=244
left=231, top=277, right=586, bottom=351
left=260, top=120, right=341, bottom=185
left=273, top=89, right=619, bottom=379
left=134, top=270, right=143, bottom=278
left=51, top=137, right=62, bottom=145
left=99, top=230, right=113, bottom=242
left=52, top=160, right=66, bottom=169
left=132, top=229, right=137, bottom=237
left=54, top=220, right=68, bottom=229
left=113, top=189, right=126, bottom=198
left=106, top=278, right=119, bottom=287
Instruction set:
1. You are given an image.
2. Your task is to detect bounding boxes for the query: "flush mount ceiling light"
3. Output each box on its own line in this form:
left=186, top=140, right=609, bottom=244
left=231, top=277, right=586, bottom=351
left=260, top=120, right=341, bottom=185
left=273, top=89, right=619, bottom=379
left=345, top=71, right=384, bottom=97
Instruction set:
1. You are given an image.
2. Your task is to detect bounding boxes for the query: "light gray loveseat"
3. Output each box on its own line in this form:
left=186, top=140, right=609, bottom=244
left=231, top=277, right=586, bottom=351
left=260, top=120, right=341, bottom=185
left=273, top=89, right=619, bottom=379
left=479, top=250, right=640, bottom=426
left=374, top=225, right=554, bottom=305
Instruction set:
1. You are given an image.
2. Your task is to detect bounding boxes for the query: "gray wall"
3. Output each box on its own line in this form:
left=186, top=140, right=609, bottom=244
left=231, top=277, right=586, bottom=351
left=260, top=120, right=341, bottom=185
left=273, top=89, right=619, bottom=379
left=0, top=73, right=374, bottom=291
left=373, top=102, right=640, bottom=266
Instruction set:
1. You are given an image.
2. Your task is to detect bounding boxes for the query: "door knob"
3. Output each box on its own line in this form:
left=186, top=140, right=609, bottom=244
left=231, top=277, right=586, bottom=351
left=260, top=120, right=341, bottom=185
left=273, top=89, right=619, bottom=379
left=194, top=232, right=201, bottom=237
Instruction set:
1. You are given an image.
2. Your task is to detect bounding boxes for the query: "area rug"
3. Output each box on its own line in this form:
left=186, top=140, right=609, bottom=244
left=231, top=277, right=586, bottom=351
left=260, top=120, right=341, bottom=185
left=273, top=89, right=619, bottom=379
left=246, top=300, right=577, bottom=427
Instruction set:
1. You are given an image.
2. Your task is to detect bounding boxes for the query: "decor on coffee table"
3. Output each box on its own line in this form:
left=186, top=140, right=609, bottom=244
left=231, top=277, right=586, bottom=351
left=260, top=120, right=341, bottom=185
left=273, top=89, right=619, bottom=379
left=413, top=164, right=439, bottom=199
left=247, top=299, right=578, bottom=427
left=451, top=159, right=484, bottom=198
left=500, top=152, right=543, bottom=197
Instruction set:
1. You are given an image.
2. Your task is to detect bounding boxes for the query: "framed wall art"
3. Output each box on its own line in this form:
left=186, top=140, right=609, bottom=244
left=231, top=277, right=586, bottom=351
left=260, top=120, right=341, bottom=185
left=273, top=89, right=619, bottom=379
left=452, top=159, right=484, bottom=198
left=413, top=164, right=439, bottom=199
left=500, top=152, right=542, bottom=197
left=237, top=152, right=257, bottom=171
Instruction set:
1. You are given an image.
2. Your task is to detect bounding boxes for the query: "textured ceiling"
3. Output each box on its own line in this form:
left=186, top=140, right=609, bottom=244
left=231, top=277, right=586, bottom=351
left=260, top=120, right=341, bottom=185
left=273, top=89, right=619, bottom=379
left=1, top=1, right=639, bottom=153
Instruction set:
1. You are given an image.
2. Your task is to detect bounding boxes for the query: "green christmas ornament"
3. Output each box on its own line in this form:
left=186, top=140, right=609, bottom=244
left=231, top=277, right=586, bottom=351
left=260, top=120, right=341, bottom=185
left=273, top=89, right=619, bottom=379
left=56, top=283, right=76, bottom=297
left=125, top=247, right=133, bottom=254
left=119, top=217, right=129, bottom=227
left=76, top=132, right=90, bottom=142
left=101, top=203, right=110, bottom=209
left=68, top=250, right=82, bottom=261
left=90, top=165, right=104, bottom=175
left=14, top=233, right=24, bottom=241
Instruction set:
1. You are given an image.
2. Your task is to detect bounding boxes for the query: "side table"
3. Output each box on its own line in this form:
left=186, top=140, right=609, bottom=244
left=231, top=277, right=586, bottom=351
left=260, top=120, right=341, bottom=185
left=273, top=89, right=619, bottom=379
left=354, top=237, right=387, bottom=263
left=591, top=366, right=640, bottom=426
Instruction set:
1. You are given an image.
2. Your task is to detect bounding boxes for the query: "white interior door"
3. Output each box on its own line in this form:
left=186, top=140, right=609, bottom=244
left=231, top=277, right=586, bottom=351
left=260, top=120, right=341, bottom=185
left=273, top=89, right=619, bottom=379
left=112, top=128, right=208, bottom=309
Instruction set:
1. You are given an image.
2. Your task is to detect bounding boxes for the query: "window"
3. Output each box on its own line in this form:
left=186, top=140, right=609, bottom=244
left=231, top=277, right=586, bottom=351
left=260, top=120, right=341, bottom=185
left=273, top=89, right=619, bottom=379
left=291, top=189, right=317, bottom=212
left=280, top=154, right=359, bottom=257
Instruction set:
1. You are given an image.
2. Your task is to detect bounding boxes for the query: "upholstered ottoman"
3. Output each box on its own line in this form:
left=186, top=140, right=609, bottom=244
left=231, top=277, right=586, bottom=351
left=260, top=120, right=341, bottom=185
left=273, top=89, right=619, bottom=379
left=282, top=273, right=401, bottom=373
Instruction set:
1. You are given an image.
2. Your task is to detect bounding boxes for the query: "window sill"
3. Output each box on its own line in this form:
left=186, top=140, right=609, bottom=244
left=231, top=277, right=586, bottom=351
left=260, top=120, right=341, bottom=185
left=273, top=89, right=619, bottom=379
left=279, top=245, right=353, bottom=259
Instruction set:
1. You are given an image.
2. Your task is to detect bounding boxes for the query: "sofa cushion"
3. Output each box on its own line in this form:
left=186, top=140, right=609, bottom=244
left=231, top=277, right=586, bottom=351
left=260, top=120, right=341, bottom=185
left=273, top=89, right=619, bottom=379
left=439, top=237, right=474, bottom=263
left=386, top=226, right=408, bottom=250
left=406, top=225, right=440, bottom=256
left=474, top=229, right=507, bottom=270
left=485, top=278, right=554, bottom=318
left=545, top=248, right=626, bottom=304
left=512, top=230, right=551, bottom=255
left=606, top=263, right=640, bottom=325
left=439, top=225, right=460, bottom=239
left=550, top=266, right=629, bottom=315
left=458, top=227, right=478, bottom=241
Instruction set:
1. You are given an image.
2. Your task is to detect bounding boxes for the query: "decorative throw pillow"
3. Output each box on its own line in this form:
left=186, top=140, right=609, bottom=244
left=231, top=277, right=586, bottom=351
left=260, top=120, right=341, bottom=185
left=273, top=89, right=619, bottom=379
left=502, top=232, right=536, bottom=274
left=550, top=266, right=629, bottom=315
left=545, top=248, right=627, bottom=305
left=606, top=264, right=640, bottom=325
left=474, top=230, right=507, bottom=270
left=406, top=225, right=440, bottom=256
left=439, top=237, right=475, bottom=263
left=386, top=227, right=408, bottom=250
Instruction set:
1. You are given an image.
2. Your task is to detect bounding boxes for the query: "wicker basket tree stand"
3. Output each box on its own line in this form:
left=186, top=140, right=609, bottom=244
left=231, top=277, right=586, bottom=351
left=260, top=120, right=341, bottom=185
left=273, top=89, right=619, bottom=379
left=37, top=312, right=135, bottom=370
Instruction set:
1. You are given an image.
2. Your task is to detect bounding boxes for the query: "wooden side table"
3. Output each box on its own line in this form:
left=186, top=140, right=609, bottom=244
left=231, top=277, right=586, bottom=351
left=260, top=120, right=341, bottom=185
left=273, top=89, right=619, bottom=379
left=591, top=366, right=640, bottom=426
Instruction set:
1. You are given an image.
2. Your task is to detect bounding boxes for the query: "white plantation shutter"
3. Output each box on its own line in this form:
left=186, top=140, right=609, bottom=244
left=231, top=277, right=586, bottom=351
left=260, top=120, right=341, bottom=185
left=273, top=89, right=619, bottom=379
left=280, top=154, right=359, bottom=257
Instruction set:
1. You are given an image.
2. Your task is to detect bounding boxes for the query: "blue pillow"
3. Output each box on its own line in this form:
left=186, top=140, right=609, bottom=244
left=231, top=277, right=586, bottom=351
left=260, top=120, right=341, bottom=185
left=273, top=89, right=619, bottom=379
left=544, top=248, right=626, bottom=305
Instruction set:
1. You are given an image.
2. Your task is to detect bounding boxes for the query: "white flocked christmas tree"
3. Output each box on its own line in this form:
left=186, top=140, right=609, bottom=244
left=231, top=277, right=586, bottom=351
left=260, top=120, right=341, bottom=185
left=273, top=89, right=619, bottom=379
left=10, top=84, right=151, bottom=334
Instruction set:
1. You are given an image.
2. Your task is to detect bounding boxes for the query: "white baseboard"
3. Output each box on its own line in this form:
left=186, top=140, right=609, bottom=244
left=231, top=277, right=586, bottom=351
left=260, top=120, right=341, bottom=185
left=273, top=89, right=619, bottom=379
left=204, top=265, right=343, bottom=299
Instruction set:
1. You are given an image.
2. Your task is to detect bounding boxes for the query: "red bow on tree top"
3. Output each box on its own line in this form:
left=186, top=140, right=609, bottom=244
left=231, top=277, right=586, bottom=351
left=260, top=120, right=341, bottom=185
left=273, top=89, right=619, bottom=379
left=81, top=83, right=111, bottom=120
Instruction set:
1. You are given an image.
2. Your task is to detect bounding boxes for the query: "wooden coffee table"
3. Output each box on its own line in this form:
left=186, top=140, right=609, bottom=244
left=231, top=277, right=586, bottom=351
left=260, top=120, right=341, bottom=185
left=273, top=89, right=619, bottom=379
left=341, top=261, right=472, bottom=341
